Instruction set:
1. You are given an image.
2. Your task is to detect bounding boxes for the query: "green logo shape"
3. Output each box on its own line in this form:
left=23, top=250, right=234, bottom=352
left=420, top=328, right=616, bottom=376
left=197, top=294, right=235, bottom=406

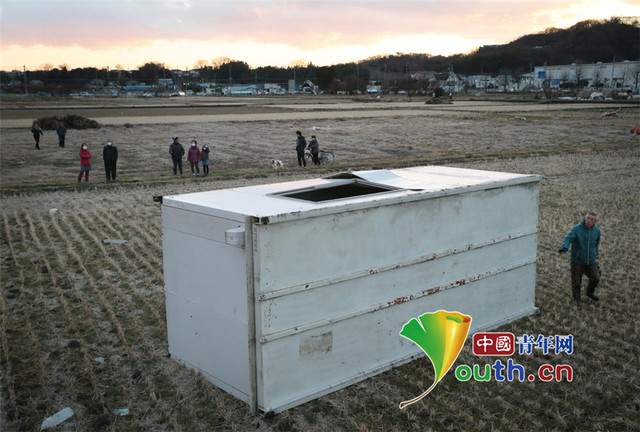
left=399, top=310, right=472, bottom=408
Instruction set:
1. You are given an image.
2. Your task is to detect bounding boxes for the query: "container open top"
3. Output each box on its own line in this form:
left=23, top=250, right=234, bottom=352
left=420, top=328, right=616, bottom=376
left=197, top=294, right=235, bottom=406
left=162, top=166, right=542, bottom=223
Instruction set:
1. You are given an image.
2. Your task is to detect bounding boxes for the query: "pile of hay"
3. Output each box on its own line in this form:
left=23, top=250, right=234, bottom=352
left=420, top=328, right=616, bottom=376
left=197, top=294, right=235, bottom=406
left=37, top=114, right=101, bottom=130
left=425, top=97, right=453, bottom=105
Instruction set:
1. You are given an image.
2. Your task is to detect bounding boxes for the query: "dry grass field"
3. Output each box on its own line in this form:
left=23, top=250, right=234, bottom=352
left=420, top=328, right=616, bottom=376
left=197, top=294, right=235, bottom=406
left=1, top=96, right=639, bottom=431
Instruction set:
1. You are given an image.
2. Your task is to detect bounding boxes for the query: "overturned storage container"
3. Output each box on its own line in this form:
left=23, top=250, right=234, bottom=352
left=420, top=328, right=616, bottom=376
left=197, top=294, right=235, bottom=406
left=162, top=166, right=542, bottom=413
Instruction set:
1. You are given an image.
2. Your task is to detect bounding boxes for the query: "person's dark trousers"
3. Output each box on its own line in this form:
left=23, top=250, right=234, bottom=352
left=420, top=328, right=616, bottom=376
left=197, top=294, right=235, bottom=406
left=297, top=151, right=306, bottom=167
left=34, top=136, right=40, bottom=149
left=105, top=161, right=117, bottom=181
left=312, top=151, right=320, bottom=165
left=59, top=137, right=65, bottom=147
left=173, top=159, right=183, bottom=175
left=570, top=262, right=600, bottom=300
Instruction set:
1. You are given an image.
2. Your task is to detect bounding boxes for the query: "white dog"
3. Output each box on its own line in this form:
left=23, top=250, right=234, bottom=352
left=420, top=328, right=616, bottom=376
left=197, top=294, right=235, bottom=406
left=271, top=159, right=284, bottom=170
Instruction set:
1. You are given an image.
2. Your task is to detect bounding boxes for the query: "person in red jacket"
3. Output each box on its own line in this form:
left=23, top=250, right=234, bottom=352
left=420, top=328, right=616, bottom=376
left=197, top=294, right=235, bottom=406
left=78, top=143, right=91, bottom=182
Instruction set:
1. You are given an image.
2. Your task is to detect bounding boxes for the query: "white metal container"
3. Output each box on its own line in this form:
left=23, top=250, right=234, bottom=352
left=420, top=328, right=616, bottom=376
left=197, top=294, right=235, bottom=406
left=162, top=166, right=542, bottom=413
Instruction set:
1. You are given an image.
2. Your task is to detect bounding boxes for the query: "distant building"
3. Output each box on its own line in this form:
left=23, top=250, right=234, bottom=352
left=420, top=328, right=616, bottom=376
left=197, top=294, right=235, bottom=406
left=466, top=75, right=495, bottom=89
left=533, top=60, right=640, bottom=89
left=411, top=71, right=437, bottom=83
left=224, top=85, right=257, bottom=95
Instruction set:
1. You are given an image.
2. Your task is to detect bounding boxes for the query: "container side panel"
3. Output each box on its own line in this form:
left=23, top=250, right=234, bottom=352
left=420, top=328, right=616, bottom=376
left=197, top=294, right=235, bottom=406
left=260, top=235, right=536, bottom=335
left=255, top=184, right=538, bottom=295
left=163, top=216, right=251, bottom=397
left=258, top=266, right=535, bottom=412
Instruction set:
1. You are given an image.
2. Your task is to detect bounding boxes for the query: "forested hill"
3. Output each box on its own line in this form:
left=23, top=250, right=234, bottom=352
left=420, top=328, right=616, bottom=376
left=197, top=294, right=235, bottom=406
left=359, top=17, right=640, bottom=76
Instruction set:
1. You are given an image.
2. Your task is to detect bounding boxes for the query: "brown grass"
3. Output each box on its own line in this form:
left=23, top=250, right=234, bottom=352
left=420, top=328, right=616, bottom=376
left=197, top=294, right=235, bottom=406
left=1, top=98, right=639, bottom=431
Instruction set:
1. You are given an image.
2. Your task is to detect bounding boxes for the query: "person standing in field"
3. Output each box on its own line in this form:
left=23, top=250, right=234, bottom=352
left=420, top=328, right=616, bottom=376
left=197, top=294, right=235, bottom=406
left=200, top=144, right=211, bottom=176
left=56, top=121, right=67, bottom=148
left=31, top=121, right=43, bottom=149
left=103, top=139, right=118, bottom=182
left=169, top=137, right=185, bottom=176
left=78, top=143, right=91, bottom=182
left=295, top=130, right=307, bottom=169
left=187, top=140, right=201, bottom=176
left=308, top=135, right=320, bottom=165
left=558, top=211, right=601, bottom=306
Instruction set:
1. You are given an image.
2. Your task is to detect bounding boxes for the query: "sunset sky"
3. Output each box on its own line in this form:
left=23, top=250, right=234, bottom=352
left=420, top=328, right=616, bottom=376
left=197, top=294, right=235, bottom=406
left=1, top=0, right=638, bottom=71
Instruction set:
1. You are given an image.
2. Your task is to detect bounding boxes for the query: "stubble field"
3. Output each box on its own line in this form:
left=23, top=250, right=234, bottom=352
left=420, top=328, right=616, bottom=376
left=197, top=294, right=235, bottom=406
left=1, top=96, right=639, bottom=431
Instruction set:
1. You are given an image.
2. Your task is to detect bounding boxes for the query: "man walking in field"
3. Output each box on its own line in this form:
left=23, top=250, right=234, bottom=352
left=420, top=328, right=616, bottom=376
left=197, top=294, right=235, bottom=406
left=559, top=211, right=601, bottom=306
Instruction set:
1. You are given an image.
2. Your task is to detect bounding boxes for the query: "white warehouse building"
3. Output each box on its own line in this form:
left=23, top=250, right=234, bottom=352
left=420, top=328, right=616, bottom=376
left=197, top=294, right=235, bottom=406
left=532, top=60, right=640, bottom=90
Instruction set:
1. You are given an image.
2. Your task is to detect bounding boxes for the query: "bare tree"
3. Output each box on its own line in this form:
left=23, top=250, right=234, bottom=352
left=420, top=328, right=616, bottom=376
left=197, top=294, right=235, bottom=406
left=211, top=57, right=232, bottom=69
left=288, top=59, right=308, bottom=68
left=193, top=59, right=209, bottom=70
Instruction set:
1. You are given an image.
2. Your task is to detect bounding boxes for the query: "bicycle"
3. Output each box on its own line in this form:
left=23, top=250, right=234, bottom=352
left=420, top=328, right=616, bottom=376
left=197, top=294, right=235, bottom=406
left=304, top=149, right=334, bottom=166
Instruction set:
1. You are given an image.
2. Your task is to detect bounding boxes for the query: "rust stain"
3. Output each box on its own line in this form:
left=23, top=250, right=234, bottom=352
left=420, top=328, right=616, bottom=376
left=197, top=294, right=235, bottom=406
left=388, top=296, right=410, bottom=305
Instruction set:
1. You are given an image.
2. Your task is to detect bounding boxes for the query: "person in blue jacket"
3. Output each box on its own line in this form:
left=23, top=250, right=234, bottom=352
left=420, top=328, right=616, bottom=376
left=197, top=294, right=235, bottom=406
left=559, top=212, right=601, bottom=306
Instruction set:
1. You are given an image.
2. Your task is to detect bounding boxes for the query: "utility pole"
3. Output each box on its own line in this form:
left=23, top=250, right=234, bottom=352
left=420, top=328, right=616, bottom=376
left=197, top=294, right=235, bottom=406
left=23, top=65, right=28, bottom=95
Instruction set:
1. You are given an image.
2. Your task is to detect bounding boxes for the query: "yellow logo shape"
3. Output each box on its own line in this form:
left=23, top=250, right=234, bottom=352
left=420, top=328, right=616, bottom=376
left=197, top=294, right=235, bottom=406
left=399, top=310, right=472, bottom=408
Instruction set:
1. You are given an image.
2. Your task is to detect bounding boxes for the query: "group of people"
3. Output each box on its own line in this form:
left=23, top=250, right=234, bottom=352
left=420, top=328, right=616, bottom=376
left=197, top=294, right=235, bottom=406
left=295, top=130, right=320, bottom=168
left=28, top=122, right=218, bottom=182
left=30, top=120, right=118, bottom=183
left=30, top=121, right=67, bottom=149
left=168, top=137, right=211, bottom=176
left=76, top=139, right=119, bottom=183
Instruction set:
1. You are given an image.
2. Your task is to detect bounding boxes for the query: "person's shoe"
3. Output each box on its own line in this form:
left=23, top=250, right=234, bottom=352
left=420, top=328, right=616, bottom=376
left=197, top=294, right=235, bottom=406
left=573, top=298, right=581, bottom=306
left=587, top=293, right=599, bottom=301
